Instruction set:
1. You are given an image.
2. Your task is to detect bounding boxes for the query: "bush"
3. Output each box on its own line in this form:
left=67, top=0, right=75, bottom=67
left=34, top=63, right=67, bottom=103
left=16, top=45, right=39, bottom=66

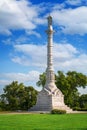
left=0, top=107, right=2, bottom=111
left=73, top=107, right=87, bottom=111
left=80, top=108, right=87, bottom=111
left=73, top=107, right=81, bottom=111
left=51, top=109, right=66, bottom=114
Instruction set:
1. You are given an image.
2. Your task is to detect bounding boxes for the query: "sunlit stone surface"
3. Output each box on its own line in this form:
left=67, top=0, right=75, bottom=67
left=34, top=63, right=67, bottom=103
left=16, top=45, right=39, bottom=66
left=30, top=16, right=72, bottom=113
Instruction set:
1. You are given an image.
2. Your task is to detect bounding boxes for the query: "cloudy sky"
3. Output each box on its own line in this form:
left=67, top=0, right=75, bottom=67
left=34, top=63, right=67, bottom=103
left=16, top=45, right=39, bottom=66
left=0, top=0, right=87, bottom=94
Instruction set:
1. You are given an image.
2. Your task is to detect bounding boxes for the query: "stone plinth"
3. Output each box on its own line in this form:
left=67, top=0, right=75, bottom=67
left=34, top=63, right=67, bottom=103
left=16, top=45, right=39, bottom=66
left=30, top=88, right=72, bottom=112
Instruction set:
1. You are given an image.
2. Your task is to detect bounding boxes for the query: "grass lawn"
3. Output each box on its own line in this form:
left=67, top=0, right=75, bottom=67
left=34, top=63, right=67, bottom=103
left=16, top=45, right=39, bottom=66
left=0, top=113, right=87, bottom=130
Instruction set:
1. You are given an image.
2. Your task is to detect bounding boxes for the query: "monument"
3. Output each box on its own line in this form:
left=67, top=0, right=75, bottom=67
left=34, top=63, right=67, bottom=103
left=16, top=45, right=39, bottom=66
left=30, top=16, right=72, bottom=112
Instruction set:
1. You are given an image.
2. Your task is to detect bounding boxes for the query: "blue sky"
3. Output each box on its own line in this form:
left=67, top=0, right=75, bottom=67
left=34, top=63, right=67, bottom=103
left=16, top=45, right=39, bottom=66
left=0, top=0, right=87, bottom=94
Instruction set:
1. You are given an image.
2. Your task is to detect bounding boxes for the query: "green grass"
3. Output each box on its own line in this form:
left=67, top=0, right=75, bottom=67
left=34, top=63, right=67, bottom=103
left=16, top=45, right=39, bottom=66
left=0, top=113, right=87, bottom=130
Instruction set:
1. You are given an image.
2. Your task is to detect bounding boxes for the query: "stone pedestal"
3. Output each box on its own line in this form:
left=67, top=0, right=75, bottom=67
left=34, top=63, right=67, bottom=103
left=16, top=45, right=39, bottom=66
left=30, top=88, right=72, bottom=112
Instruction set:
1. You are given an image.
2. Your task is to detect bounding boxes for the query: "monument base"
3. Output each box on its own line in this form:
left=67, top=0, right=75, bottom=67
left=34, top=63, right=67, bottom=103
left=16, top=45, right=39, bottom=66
left=29, top=88, right=72, bottom=113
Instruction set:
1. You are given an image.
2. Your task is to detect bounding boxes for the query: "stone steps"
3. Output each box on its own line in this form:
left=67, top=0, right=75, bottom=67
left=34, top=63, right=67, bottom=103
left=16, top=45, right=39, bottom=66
left=30, top=104, right=72, bottom=112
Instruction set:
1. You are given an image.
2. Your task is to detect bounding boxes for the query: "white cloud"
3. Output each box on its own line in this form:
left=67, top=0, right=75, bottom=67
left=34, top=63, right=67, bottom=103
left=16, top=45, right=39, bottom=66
left=11, top=43, right=87, bottom=75
left=79, top=87, right=87, bottom=94
left=51, top=6, right=87, bottom=35
left=1, top=0, right=87, bottom=36
left=0, top=43, right=87, bottom=93
left=52, top=3, right=65, bottom=10
left=12, top=44, right=47, bottom=67
left=65, top=0, right=81, bottom=6
left=55, top=53, right=87, bottom=74
left=2, top=36, right=29, bottom=45
left=0, top=0, right=45, bottom=35
left=65, top=0, right=87, bottom=6
left=0, top=80, right=11, bottom=86
left=53, top=43, right=78, bottom=60
left=0, top=71, right=40, bottom=83
left=0, top=71, right=40, bottom=91
left=26, top=30, right=41, bottom=38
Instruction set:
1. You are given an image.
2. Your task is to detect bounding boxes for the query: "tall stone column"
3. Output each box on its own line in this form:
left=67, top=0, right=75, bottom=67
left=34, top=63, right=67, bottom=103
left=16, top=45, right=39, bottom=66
left=44, top=16, right=57, bottom=92
left=29, top=15, right=72, bottom=112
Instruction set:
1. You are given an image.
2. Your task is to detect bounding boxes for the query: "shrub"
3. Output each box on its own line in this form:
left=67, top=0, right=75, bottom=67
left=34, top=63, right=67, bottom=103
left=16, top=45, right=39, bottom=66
left=73, top=107, right=87, bottom=111
left=80, top=108, right=87, bottom=111
left=51, top=109, right=66, bottom=114
left=0, top=107, right=2, bottom=111
left=73, top=107, right=81, bottom=111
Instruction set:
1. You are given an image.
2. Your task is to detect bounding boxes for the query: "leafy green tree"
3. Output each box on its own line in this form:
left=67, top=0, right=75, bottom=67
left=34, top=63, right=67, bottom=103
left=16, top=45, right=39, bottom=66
left=0, top=81, right=37, bottom=111
left=56, top=71, right=87, bottom=107
left=0, top=97, right=5, bottom=111
left=79, top=94, right=87, bottom=108
left=36, top=71, right=87, bottom=108
left=36, top=72, right=46, bottom=88
left=21, top=86, right=38, bottom=110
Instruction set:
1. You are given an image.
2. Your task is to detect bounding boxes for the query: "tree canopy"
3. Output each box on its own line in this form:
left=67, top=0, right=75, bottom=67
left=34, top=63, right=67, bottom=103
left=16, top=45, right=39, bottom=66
left=0, top=81, right=37, bottom=111
left=0, top=71, right=87, bottom=111
left=36, top=71, right=87, bottom=108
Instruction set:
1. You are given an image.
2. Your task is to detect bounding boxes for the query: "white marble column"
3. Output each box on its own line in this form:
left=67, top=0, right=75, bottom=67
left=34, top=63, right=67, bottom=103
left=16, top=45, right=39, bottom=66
left=44, top=16, right=57, bottom=91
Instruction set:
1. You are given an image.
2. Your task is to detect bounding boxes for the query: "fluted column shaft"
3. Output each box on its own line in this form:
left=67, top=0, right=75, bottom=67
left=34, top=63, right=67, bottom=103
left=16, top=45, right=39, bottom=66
left=46, top=16, right=55, bottom=84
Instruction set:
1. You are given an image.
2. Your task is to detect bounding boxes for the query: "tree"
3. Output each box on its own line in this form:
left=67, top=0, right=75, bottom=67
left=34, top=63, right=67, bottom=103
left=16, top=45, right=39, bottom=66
left=0, top=81, right=37, bottom=111
left=56, top=71, right=87, bottom=107
left=22, top=86, right=38, bottom=110
left=36, top=71, right=87, bottom=108
left=36, top=72, right=46, bottom=88
left=79, top=94, right=87, bottom=108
